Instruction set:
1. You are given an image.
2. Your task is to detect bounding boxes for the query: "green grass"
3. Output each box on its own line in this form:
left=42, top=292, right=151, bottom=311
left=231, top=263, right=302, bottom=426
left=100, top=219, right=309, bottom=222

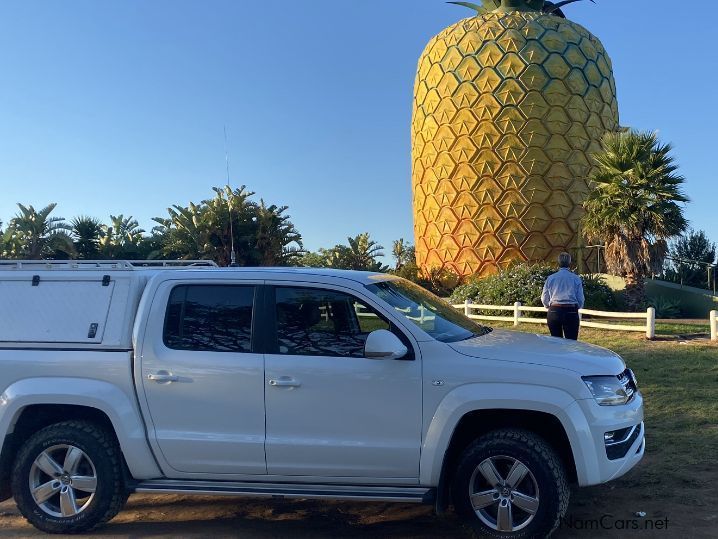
left=655, top=322, right=710, bottom=335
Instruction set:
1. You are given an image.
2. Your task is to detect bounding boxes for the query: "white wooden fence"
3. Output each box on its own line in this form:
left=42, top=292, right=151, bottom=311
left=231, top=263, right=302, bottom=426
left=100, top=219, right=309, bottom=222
left=452, top=301, right=657, bottom=339
left=711, top=311, right=717, bottom=342
left=354, top=304, right=435, bottom=324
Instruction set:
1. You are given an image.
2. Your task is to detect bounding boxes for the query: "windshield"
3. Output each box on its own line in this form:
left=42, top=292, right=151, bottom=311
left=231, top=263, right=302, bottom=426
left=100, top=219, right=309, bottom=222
left=366, top=279, right=491, bottom=343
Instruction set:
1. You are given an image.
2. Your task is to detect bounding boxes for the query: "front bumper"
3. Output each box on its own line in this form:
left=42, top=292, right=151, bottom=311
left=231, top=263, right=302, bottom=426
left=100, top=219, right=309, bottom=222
left=562, top=392, right=645, bottom=487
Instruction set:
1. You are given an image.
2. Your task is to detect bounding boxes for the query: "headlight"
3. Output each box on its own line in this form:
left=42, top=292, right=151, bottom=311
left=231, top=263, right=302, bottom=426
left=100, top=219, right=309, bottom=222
left=583, top=374, right=634, bottom=406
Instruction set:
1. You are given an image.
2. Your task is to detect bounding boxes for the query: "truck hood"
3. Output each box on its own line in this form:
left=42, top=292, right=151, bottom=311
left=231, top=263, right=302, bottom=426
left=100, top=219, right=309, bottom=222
left=449, top=329, right=625, bottom=376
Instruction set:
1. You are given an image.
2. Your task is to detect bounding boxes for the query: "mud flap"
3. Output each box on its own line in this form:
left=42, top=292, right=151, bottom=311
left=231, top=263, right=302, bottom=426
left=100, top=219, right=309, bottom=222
left=0, top=433, right=17, bottom=502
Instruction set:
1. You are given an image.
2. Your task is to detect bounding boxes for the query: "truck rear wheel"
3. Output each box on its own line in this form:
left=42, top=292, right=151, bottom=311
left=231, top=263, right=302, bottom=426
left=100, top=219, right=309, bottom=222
left=452, top=429, right=569, bottom=539
left=11, top=420, right=127, bottom=534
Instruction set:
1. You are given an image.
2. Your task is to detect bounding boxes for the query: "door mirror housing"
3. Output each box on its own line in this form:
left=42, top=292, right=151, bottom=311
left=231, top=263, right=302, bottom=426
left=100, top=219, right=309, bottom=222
left=364, top=329, right=408, bottom=360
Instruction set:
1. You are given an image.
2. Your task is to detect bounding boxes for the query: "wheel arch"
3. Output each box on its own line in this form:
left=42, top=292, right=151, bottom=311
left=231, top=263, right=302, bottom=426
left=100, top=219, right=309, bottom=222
left=421, top=384, right=580, bottom=508
left=0, top=377, right=162, bottom=500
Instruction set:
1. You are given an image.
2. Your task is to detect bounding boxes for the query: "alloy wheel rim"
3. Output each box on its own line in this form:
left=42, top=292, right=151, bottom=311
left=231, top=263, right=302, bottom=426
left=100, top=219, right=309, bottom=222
left=29, top=444, right=98, bottom=518
left=469, top=454, right=540, bottom=532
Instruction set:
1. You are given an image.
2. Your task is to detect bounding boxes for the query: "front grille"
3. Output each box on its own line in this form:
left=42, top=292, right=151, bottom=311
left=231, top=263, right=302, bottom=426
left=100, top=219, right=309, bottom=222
left=606, top=423, right=643, bottom=461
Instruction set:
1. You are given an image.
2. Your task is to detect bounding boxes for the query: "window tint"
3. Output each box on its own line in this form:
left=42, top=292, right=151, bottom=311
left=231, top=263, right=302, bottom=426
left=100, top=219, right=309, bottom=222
left=274, top=287, right=390, bottom=357
left=164, top=285, right=254, bottom=352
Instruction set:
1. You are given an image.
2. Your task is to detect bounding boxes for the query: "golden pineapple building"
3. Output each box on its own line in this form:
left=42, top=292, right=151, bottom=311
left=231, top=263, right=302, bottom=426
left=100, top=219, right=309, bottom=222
left=412, top=0, right=619, bottom=278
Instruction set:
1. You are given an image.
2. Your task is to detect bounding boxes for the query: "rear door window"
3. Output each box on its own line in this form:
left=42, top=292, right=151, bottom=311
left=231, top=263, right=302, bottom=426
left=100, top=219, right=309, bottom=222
left=163, top=285, right=255, bottom=352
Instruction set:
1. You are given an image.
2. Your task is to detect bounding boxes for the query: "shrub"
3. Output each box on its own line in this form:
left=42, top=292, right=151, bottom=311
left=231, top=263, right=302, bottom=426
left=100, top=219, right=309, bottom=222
left=392, top=263, right=458, bottom=297
left=450, top=263, right=618, bottom=311
left=647, top=296, right=682, bottom=319
left=450, top=263, right=554, bottom=306
left=581, top=274, right=618, bottom=311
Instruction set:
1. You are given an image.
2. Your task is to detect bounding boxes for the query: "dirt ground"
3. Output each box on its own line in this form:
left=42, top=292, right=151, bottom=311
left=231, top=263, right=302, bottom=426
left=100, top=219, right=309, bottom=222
left=1, top=461, right=716, bottom=539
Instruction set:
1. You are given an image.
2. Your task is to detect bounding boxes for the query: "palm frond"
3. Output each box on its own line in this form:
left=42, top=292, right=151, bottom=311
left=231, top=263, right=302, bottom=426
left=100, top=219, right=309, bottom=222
left=447, top=1, right=494, bottom=15
left=544, top=0, right=594, bottom=13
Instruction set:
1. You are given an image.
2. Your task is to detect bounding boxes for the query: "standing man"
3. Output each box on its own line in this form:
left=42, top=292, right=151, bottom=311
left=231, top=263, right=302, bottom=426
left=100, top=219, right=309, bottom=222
left=541, top=252, right=585, bottom=340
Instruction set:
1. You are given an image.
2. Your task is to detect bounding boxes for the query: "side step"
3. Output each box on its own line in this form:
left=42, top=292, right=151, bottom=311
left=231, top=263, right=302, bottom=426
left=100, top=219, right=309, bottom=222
left=132, top=480, right=435, bottom=504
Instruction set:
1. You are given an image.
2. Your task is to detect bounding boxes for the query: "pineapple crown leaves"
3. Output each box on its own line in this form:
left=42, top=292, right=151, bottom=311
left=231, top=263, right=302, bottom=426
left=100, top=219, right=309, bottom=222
left=447, top=0, right=594, bottom=18
left=447, top=1, right=493, bottom=15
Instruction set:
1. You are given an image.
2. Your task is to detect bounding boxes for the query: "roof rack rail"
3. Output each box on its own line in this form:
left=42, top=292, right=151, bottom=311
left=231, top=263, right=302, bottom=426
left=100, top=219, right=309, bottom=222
left=0, top=260, right=219, bottom=271
left=125, top=260, right=218, bottom=268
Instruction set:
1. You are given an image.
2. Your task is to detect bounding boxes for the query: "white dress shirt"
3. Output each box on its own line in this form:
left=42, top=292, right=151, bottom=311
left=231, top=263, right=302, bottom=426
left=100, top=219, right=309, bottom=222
left=541, top=268, right=585, bottom=309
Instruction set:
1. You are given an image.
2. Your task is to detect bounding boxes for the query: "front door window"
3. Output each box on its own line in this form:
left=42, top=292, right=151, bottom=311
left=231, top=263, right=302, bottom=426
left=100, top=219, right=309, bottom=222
left=273, top=287, right=390, bottom=358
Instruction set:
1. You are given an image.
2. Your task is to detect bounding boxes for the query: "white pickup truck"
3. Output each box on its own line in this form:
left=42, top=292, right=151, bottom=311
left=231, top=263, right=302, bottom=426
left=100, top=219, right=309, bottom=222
left=0, top=260, right=644, bottom=538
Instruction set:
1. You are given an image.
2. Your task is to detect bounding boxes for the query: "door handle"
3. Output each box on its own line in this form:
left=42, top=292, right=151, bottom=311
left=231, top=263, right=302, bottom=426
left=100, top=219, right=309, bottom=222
left=148, top=372, right=179, bottom=383
left=268, top=378, right=301, bottom=388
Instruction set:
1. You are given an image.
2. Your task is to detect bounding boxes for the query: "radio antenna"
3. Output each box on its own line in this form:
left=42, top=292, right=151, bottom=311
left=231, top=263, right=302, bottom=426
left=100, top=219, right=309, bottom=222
left=224, top=125, right=237, bottom=267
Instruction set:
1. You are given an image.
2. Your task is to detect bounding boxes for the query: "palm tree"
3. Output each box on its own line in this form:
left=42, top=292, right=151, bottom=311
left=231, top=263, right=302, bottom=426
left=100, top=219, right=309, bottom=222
left=329, top=233, right=388, bottom=272
left=70, top=216, right=103, bottom=259
left=254, top=200, right=304, bottom=266
left=203, top=186, right=258, bottom=266
left=100, top=215, right=145, bottom=258
left=155, top=186, right=259, bottom=266
left=582, top=130, right=688, bottom=309
left=298, top=251, right=331, bottom=268
left=154, top=185, right=303, bottom=267
left=392, top=239, right=416, bottom=270
left=153, top=202, right=213, bottom=261
left=3, top=203, right=74, bottom=259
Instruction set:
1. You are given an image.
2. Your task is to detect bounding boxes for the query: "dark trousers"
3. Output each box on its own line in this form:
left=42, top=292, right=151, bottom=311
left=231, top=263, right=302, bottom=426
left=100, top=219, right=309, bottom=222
left=547, top=306, right=580, bottom=340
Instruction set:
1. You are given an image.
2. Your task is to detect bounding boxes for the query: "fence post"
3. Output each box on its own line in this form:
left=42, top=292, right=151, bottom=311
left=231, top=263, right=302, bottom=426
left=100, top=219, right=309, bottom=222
left=514, top=302, right=521, bottom=327
left=711, top=311, right=717, bottom=342
left=646, top=307, right=656, bottom=340
left=464, top=299, right=470, bottom=317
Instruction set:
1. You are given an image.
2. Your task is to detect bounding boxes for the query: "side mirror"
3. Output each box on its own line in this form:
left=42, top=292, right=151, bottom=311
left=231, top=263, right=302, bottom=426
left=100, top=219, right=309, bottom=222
left=364, top=329, right=408, bottom=360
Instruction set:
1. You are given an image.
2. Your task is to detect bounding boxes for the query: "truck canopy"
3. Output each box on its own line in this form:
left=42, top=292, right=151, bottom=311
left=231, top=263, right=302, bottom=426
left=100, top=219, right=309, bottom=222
left=0, top=277, right=116, bottom=343
left=0, top=260, right=215, bottom=348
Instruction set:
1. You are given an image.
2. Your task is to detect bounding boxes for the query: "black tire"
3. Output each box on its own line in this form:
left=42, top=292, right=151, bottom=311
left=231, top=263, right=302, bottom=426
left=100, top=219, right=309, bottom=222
left=452, top=429, right=569, bottom=539
left=11, top=420, right=128, bottom=534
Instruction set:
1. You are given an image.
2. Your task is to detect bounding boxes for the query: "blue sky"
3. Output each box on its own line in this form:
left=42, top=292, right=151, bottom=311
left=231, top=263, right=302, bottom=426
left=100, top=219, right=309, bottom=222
left=0, top=0, right=715, bottom=258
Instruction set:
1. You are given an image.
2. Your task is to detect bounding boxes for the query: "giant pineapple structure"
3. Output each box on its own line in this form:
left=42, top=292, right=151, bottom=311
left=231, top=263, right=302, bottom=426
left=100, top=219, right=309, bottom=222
left=412, top=0, right=619, bottom=277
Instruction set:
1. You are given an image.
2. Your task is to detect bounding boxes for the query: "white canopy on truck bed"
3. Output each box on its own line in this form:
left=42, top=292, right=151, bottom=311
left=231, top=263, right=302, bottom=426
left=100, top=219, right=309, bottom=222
left=0, top=278, right=116, bottom=343
left=0, top=260, right=216, bottom=348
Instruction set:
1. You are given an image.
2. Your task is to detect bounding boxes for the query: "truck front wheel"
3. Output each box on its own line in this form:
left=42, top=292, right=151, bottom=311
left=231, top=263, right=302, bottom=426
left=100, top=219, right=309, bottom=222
left=11, top=420, right=128, bottom=534
left=451, top=429, right=569, bottom=539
